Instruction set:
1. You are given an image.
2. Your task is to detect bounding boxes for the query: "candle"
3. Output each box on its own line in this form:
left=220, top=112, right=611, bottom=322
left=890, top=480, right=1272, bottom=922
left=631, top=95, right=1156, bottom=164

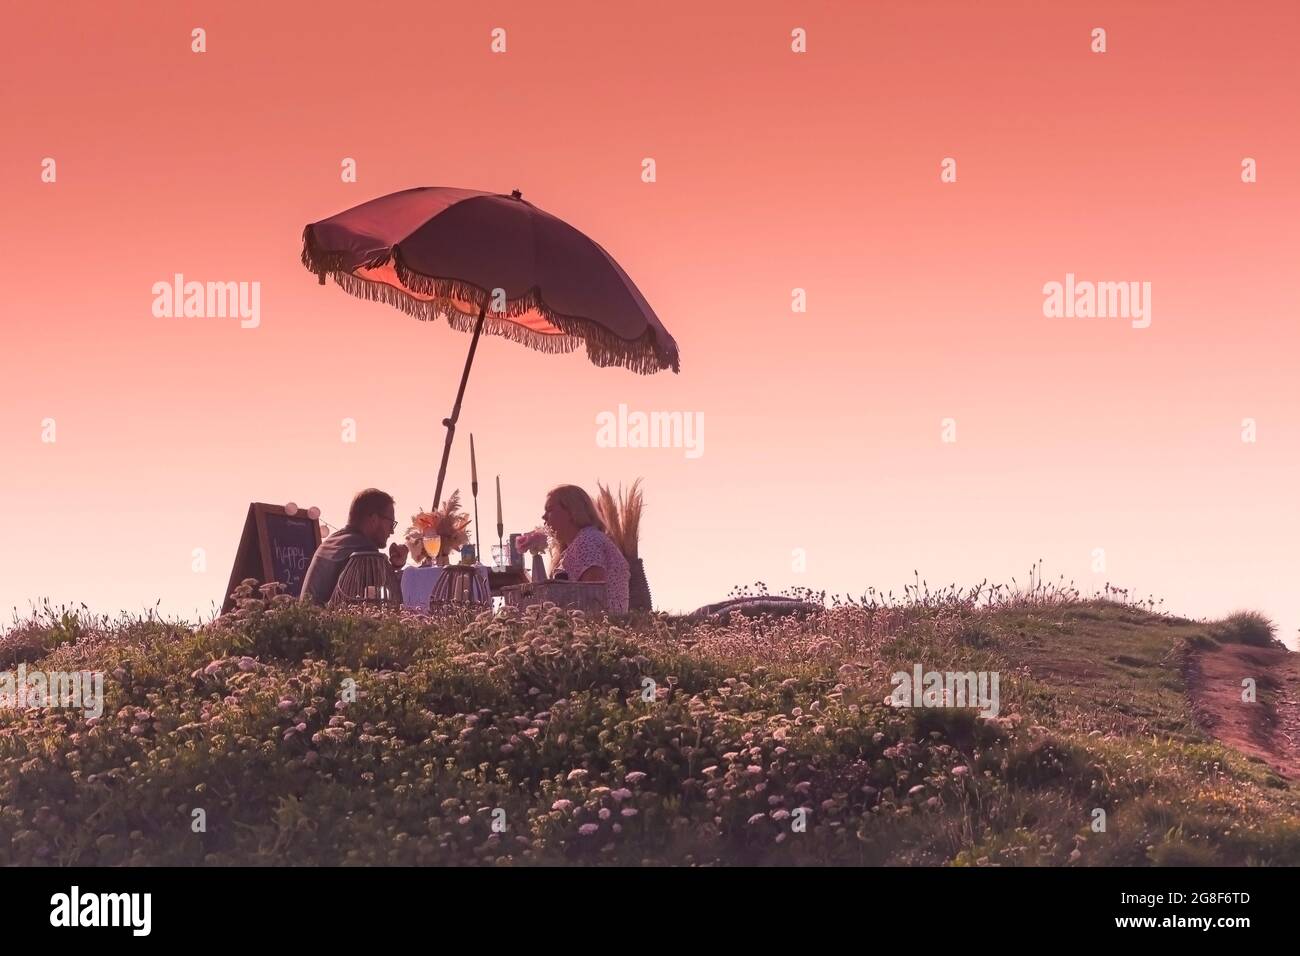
left=470, top=434, right=479, bottom=493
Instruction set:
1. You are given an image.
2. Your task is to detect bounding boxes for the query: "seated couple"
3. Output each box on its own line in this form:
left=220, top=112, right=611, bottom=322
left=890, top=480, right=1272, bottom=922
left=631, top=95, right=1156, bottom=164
left=300, top=485, right=630, bottom=612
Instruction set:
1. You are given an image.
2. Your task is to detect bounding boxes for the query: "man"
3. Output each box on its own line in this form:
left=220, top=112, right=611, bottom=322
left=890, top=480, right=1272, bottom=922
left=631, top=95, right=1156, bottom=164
left=300, top=488, right=399, bottom=605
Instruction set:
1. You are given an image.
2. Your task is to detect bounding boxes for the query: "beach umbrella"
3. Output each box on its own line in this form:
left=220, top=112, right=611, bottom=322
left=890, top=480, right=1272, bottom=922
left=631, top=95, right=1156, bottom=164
left=301, top=186, right=679, bottom=511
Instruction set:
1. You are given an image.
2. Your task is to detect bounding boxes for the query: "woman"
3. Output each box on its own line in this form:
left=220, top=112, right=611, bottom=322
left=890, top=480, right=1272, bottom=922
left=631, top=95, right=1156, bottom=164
left=403, top=527, right=434, bottom=568
left=542, top=484, right=630, bottom=613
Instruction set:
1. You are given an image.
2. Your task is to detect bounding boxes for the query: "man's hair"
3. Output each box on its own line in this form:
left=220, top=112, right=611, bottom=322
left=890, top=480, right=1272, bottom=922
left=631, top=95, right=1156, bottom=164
left=347, top=488, right=395, bottom=527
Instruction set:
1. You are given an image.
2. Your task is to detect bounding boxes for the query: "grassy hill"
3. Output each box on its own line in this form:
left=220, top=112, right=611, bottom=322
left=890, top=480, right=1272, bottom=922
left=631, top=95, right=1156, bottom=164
left=1, top=582, right=1297, bottom=866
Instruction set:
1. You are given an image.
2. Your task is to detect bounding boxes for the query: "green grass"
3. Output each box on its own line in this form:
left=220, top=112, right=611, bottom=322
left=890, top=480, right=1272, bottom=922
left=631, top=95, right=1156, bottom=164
left=0, top=589, right=1296, bottom=866
left=1208, top=610, right=1281, bottom=648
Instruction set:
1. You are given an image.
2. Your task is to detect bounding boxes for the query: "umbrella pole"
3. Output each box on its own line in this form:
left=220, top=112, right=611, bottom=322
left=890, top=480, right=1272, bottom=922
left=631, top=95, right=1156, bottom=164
left=432, top=303, right=488, bottom=516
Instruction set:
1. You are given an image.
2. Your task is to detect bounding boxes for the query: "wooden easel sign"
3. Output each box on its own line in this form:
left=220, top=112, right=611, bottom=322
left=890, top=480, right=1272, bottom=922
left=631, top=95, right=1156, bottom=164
left=221, top=503, right=323, bottom=612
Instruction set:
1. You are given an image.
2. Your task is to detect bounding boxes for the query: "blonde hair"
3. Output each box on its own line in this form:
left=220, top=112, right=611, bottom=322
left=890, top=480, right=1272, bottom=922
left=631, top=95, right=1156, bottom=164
left=545, top=484, right=606, bottom=534
left=545, top=484, right=604, bottom=565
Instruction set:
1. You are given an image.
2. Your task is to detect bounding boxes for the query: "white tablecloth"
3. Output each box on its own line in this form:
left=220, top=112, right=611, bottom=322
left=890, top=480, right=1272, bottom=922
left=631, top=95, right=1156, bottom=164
left=400, top=565, right=492, bottom=610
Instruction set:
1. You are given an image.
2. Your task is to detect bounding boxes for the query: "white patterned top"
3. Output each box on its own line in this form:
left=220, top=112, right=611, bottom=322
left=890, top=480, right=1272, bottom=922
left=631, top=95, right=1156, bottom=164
left=554, top=526, right=630, bottom=613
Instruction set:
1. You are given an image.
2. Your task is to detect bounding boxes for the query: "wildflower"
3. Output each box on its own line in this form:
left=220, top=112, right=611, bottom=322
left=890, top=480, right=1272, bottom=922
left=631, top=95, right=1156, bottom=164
left=611, top=789, right=632, bottom=801
left=624, top=771, right=647, bottom=785
left=578, top=823, right=599, bottom=836
left=566, top=769, right=588, bottom=782
left=952, top=765, right=969, bottom=777
left=551, top=800, right=573, bottom=812
left=620, top=808, right=638, bottom=817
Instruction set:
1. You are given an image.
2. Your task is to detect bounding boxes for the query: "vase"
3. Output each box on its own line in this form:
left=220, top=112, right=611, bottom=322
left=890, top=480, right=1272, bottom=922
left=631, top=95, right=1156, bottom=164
left=629, top=558, right=652, bottom=612
left=531, top=553, right=546, bottom=583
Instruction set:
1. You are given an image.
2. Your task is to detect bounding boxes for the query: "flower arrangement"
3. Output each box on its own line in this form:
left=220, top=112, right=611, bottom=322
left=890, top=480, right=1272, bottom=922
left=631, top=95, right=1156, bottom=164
left=595, top=479, right=643, bottom=561
left=515, top=527, right=550, bottom=555
left=411, top=490, right=471, bottom=565
left=597, top=479, right=651, bottom=610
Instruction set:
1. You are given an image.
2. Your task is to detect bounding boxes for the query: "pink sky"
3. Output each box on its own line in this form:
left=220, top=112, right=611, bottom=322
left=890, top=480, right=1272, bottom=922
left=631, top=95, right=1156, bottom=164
left=2, top=1, right=1297, bottom=647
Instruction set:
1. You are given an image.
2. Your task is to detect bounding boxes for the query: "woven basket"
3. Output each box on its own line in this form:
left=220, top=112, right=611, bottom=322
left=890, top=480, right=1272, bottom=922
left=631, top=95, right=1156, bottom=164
left=502, top=580, right=606, bottom=614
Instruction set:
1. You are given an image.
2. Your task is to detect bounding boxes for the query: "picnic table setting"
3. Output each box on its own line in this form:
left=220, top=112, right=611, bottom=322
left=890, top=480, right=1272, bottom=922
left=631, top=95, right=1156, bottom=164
left=259, top=185, right=680, bottom=616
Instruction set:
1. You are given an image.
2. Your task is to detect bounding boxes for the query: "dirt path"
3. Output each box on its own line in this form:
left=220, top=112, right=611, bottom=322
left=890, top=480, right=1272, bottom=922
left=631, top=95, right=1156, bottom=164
left=1187, top=642, right=1300, bottom=779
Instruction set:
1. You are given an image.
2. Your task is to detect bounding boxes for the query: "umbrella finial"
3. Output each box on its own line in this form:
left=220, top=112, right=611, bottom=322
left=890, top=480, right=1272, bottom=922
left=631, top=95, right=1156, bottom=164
left=510, top=188, right=522, bottom=200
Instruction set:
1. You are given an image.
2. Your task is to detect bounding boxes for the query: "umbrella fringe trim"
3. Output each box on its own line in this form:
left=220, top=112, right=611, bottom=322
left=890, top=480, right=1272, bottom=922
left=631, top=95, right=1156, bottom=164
left=300, top=229, right=679, bottom=374
left=391, top=255, right=679, bottom=375
left=330, top=269, right=583, bottom=358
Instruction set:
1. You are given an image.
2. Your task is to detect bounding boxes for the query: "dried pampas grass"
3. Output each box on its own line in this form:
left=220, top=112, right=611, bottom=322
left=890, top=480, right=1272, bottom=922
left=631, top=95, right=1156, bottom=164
left=596, top=479, right=644, bottom=560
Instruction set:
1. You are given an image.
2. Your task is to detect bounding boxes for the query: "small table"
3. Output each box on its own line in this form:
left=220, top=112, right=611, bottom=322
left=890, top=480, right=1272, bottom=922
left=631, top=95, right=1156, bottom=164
left=400, top=565, right=492, bottom=610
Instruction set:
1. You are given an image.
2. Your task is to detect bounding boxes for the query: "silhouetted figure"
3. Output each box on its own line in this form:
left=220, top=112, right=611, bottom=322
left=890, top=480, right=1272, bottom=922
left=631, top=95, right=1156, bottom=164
left=542, top=484, right=630, bottom=613
left=300, top=489, right=398, bottom=605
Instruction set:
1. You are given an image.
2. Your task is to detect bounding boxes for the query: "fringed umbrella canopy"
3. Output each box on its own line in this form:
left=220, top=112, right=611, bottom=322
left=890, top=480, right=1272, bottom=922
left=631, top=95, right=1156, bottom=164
left=301, top=186, right=679, bottom=375
left=300, top=185, right=680, bottom=516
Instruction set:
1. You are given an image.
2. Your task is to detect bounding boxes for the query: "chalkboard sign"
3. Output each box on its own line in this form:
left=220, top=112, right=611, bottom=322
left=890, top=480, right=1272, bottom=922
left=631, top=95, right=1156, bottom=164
left=221, top=503, right=323, bottom=612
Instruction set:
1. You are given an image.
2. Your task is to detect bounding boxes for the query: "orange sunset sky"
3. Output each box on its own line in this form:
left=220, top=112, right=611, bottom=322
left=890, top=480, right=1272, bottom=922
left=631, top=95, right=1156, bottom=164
left=2, top=1, right=1297, bottom=648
